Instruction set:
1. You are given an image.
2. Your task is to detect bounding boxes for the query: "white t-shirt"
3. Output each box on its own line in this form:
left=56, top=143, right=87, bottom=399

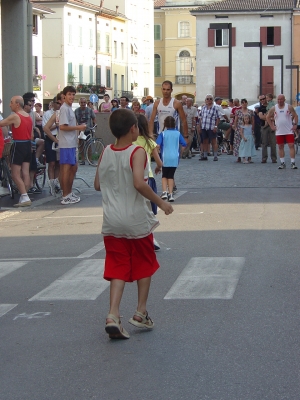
left=59, top=103, right=77, bottom=148
left=274, top=103, right=293, bottom=136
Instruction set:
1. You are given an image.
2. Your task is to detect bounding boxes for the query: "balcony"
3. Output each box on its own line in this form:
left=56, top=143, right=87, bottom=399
left=73, top=83, right=106, bottom=95
left=175, top=75, right=194, bottom=85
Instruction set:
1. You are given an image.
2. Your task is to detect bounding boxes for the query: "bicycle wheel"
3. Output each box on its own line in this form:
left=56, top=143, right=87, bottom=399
left=35, top=167, right=46, bottom=190
left=2, top=159, right=14, bottom=199
left=78, top=139, right=85, bottom=161
left=85, top=139, right=105, bottom=166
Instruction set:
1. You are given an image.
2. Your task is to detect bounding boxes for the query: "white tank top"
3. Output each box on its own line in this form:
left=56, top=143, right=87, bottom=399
left=157, top=98, right=178, bottom=132
left=274, top=103, right=293, bottom=136
left=99, top=144, right=159, bottom=238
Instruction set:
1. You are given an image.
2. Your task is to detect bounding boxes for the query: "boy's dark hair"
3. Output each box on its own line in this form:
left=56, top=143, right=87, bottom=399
left=63, top=85, right=76, bottom=95
left=109, top=109, right=137, bottom=138
left=163, top=116, right=176, bottom=129
left=162, top=80, right=173, bottom=89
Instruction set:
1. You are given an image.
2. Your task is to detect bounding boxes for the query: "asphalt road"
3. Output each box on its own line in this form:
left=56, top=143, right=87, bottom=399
left=0, top=149, right=300, bottom=400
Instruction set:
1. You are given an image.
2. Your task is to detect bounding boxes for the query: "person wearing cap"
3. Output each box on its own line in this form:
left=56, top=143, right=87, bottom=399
left=215, top=97, right=231, bottom=140
left=141, top=96, right=147, bottom=111
left=111, top=98, right=119, bottom=112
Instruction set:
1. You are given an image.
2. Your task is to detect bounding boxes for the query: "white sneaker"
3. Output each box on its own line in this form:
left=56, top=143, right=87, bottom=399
left=71, top=192, right=80, bottom=201
left=49, top=180, right=56, bottom=196
left=153, top=238, right=160, bottom=251
left=161, top=191, right=168, bottom=200
left=61, top=196, right=80, bottom=205
left=37, top=161, right=46, bottom=169
left=168, top=193, right=174, bottom=202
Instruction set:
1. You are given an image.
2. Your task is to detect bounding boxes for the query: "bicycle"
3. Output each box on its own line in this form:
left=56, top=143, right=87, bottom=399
left=34, top=152, right=46, bottom=190
left=0, top=142, right=14, bottom=199
left=78, top=124, right=105, bottom=166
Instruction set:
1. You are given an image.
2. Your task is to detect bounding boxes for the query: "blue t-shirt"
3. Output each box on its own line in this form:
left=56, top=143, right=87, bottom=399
left=295, top=106, right=300, bottom=124
left=156, top=128, right=186, bottom=167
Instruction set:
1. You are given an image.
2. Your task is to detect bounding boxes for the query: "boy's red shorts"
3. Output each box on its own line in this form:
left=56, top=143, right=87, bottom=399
left=103, top=233, right=160, bottom=282
left=276, top=134, right=294, bottom=145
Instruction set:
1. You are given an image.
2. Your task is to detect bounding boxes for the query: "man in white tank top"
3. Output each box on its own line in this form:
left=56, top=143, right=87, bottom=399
left=149, top=81, right=188, bottom=138
left=267, top=94, right=298, bottom=169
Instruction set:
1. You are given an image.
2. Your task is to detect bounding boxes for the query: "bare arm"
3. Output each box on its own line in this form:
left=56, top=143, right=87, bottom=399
left=94, top=156, right=101, bottom=191
left=132, top=148, right=173, bottom=215
left=289, top=105, right=298, bottom=128
left=266, top=107, right=275, bottom=129
left=44, top=113, right=59, bottom=143
left=151, top=146, right=162, bottom=174
left=60, top=123, right=86, bottom=131
left=0, top=114, right=19, bottom=127
left=175, top=101, right=188, bottom=137
left=148, top=101, right=159, bottom=135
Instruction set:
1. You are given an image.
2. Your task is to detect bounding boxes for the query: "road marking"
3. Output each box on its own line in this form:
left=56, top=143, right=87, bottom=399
left=0, top=211, right=20, bottom=221
left=29, top=259, right=109, bottom=301
left=44, top=215, right=103, bottom=219
left=178, top=212, right=204, bottom=215
left=0, top=304, right=18, bottom=318
left=13, top=312, right=51, bottom=320
left=77, top=242, right=105, bottom=258
left=164, top=257, right=245, bottom=300
left=0, top=261, right=28, bottom=279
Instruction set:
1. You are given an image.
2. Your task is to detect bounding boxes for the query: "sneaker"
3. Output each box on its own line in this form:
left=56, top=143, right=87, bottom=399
left=278, top=162, right=286, bottom=169
left=71, top=192, right=80, bottom=201
left=161, top=191, right=168, bottom=200
left=79, top=161, right=85, bottom=166
left=49, top=181, right=56, bottom=196
left=291, top=162, right=298, bottom=169
left=213, top=156, right=218, bottom=161
left=153, top=238, right=160, bottom=251
left=36, top=161, right=46, bottom=169
left=199, top=156, right=208, bottom=161
left=187, top=151, right=192, bottom=159
left=168, top=193, right=174, bottom=202
left=28, top=186, right=42, bottom=194
left=61, top=196, right=80, bottom=205
left=173, top=185, right=177, bottom=193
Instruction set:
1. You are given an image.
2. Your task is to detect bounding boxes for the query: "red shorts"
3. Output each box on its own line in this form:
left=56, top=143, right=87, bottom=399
left=276, top=134, right=294, bottom=145
left=103, top=234, right=160, bottom=282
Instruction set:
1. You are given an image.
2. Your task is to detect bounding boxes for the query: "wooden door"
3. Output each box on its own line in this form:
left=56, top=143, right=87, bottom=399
left=215, top=67, right=229, bottom=98
left=262, top=66, right=274, bottom=95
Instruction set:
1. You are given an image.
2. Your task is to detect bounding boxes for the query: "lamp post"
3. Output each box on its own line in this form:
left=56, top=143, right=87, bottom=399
left=244, top=42, right=262, bottom=95
left=286, top=65, right=299, bottom=104
left=268, top=55, right=283, bottom=94
left=210, top=23, right=232, bottom=99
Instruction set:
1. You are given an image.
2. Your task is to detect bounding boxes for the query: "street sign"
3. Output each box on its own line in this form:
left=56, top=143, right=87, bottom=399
left=296, top=93, right=300, bottom=102
left=89, top=94, right=98, bottom=103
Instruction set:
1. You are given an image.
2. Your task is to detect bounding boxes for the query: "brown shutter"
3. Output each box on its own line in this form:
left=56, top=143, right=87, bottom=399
left=208, top=28, right=214, bottom=47
left=260, top=26, right=267, bottom=45
left=274, top=26, right=281, bottom=46
left=232, top=27, right=236, bottom=47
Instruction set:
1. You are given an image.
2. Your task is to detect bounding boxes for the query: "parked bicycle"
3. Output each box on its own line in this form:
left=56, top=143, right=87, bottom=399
left=78, top=124, right=105, bottom=166
left=0, top=142, right=14, bottom=199
left=34, top=152, right=46, bottom=190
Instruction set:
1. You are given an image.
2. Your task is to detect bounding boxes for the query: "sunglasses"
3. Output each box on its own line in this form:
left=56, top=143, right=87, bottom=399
left=259, top=97, right=266, bottom=100
left=206, top=98, right=213, bottom=100
left=55, top=102, right=61, bottom=105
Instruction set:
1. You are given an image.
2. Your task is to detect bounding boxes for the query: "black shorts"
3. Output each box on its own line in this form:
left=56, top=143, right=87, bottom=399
left=162, top=166, right=176, bottom=180
left=45, top=137, right=58, bottom=163
left=30, top=151, right=37, bottom=171
left=10, top=141, right=31, bottom=165
left=201, top=129, right=217, bottom=141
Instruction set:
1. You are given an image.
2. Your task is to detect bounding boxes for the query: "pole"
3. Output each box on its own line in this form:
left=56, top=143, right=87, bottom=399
left=280, top=57, right=283, bottom=94
left=259, top=42, right=262, bottom=95
left=228, top=23, right=232, bottom=99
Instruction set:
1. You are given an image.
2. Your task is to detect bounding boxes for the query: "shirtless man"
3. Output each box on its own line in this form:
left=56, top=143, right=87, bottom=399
left=149, top=80, right=188, bottom=138
left=266, top=94, right=298, bottom=169
left=0, top=96, right=33, bottom=207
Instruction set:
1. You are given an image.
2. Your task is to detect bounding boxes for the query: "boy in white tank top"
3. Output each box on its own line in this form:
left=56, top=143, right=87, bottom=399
left=94, top=109, right=173, bottom=339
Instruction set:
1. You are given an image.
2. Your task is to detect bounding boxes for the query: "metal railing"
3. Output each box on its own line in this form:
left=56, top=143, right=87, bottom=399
left=175, top=75, right=194, bottom=84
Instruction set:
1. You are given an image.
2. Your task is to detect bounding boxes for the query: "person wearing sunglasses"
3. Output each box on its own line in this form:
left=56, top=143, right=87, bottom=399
left=43, top=93, right=63, bottom=196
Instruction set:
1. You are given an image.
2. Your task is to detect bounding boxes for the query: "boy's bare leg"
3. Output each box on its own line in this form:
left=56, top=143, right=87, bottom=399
left=162, top=177, right=168, bottom=192
left=167, top=179, right=174, bottom=194
left=136, top=277, right=151, bottom=317
left=107, top=279, right=125, bottom=320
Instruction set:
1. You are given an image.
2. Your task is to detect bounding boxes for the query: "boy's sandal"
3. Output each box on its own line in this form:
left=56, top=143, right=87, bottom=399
left=128, top=311, right=154, bottom=329
left=105, top=314, right=130, bottom=339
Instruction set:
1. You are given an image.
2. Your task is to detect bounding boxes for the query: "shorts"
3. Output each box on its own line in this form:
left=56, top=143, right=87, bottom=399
left=45, top=137, right=58, bottom=163
left=10, top=141, right=31, bottom=165
left=103, top=234, right=160, bottom=282
left=218, top=121, right=231, bottom=131
left=60, top=147, right=77, bottom=165
left=30, top=151, right=37, bottom=171
left=148, top=177, right=157, bottom=215
left=276, top=134, right=294, bottom=145
left=162, top=166, right=176, bottom=180
left=201, top=128, right=217, bottom=141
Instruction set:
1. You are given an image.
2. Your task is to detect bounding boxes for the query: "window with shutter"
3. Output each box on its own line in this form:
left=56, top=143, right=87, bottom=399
left=154, top=54, right=161, bottom=77
left=208, top=28, right=236, bottom=47
left=154, top=25, right=161, bottom=40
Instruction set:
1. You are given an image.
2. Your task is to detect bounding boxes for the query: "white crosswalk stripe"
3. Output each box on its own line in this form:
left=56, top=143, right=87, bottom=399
left=0, top=304, right=18, bottom=318
left=0, top=261, right=28, bottom=279
left=164, top=257, right=245, bottom=300
left=29, top=259, right=109, bottom=301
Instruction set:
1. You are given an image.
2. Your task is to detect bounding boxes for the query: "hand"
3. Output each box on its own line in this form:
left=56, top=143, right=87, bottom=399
left=155, top=166, right=162, bottom=175
left=244, top=138, right=247, bottom=142
left=159, top=201, right=174, bottom=215
left=78, top=124, right=86, bottom=131
left=54, top=137, right=59, bottom=144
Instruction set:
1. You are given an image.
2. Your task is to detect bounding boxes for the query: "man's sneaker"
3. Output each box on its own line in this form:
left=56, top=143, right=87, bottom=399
left=199, top=156, right=208, bottom=161
left=213, top=156, right=218, bottom=161
left=173, top=185, right=177, bottom=193
left=161, top=191, right=168, bottom=200
left=79, top=161, right=85, bottom=165
left=291, top=162, right=298, bottom=169
left=168, top=193, right=174, bottom=202
left=36, top=161, right=46, bottom=169
left=49, top=181, right=56, bottom=196
left=28, top=186, right=42, bottom=194
left=153, top=238, right=160, bottom=251
left=71, top=192, right=80, bottom=201
left=278, top=162, right=286, bottom=169
left=187, top=151, right=192, bottom=159
left=61, top=195, right=80, bottom=205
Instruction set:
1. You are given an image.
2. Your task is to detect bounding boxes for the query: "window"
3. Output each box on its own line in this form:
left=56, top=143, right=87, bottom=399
left=33, top=15, right=38, bottom=35
left=114, top=74, right=118, bottom=92
left=89, top=66, right=93, bottom=84
left=96, top=66, right=101, bottom=85
left=89, top=29, right=93, bottom=48
left=154, top=54, right=161, bottom=77
left=79, top=64, right=83, bottom=83
left=216, top=29, right=228, bottom=47
left=68, top=62, right=72, bottom=74
left=32, top=56, right=38, bottom=75
left=179, top=50, right=191, bottom=75
left=106, top=68, right=111, bottom=88
left=114, top=41, right=117, bottom=58
left=97, top=32, right=101, bottom=51
left=121, top=75, right=124, bottom=91
left=121, top=42, right=124, bottom=60
left=179, top=21, right=190, bottom=38
left=79, top=27, right=83, bottom=46
left=260, top=26, right=281, bottom=46
left=106, top=34, right=110, bottom=53
left=68, top=25, right=72, bottom=44
left=154, top=25, right=161, bottom=40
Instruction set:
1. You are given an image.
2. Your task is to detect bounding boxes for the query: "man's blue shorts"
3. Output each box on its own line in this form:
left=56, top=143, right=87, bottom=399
left=60, top=148, right=77, bottom=165
left=201, top=128, right=217, bottom=140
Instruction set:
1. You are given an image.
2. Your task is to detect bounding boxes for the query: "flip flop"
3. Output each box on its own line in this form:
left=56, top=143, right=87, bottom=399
left=128, top=311, right=154, bottom=329
left=105, top=314, right=130, bottom=339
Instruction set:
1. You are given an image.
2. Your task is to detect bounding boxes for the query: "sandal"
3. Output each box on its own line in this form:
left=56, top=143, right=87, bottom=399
left=128, top=311, right=154, bottom=329
left=105, top=313, right=130, bottom=339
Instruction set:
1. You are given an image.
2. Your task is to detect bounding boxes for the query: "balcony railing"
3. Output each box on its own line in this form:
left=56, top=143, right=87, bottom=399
left=73, top=82, right=106, bottom=95
left=175, top=75, right=194, bottom=85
